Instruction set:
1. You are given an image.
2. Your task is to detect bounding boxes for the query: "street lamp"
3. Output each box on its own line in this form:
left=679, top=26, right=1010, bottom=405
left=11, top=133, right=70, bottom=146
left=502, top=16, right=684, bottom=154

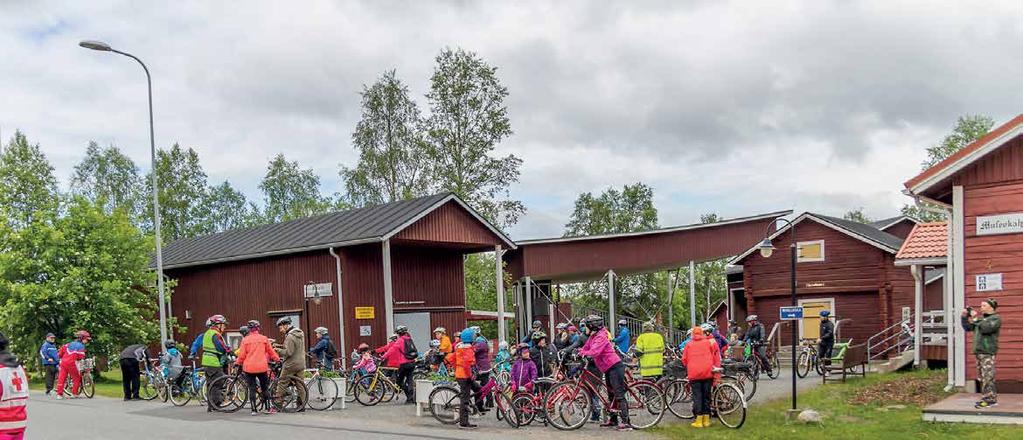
left=80, top=40, right=168, bottom=354
left=758, top=217, right=798, bottom=410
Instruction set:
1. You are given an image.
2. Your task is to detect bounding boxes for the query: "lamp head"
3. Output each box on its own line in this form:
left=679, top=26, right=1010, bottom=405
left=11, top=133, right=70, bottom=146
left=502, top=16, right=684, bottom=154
left=757, top=238, right=775, bottom=258
left=79, top=40, right=112, bottom=51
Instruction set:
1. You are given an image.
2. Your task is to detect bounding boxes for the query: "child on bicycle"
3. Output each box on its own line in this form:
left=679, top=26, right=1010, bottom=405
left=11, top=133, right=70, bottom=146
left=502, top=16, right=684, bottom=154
left=681, top=326, right=721, bottom=429
left=161, top=340, right=186, bottom=392
left=510, top=346, right=537, bottom=392
left=446, top=328, right=480, bottom=430
left=494, top=341, right=512, bottom=375
left=352, top=343, right=377, bottom=377
left=577, top=315, right=632, bottom=431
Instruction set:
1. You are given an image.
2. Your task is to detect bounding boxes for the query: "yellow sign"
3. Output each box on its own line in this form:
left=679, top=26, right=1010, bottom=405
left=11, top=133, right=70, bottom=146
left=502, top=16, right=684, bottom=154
left=355, top=307, right=375, bottom=320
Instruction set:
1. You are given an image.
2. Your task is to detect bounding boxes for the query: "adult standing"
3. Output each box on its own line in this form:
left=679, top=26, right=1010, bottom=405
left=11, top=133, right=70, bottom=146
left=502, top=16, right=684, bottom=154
left=681, top=326, right=721, bottom=429
left=0, top=332, right=28, bottom=440
left=235, top=320, right=281, bottom=415
left=383, top=325, right=416, bottom=404
left=56, top=330, right=90, bottom=399
left=118, top=343, right=148, bottom=400
left=473, top=332, right=493, bottom=408
left=273, top=317, right=306, bottom=409
left=817, top=311, right=835, bottom=371
left=962, top=299, right=1002, bottom=409
left=521, top=321, right=542, bottom=346
left=199, top=315, right=230, bottom=412
left=38, top=333, right=59, bottom=396
left=635, top=322, right=665, bottom=380
left=614, top=319, right=631, bottom=355
left=308, top=327, right=335, bottom=370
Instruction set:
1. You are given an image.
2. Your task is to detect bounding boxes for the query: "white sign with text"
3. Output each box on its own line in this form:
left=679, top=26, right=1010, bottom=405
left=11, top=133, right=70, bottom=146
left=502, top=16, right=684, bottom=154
left=977, top=212, right=1023, bottom=236
left=976, top=273, right=1003, bottom=292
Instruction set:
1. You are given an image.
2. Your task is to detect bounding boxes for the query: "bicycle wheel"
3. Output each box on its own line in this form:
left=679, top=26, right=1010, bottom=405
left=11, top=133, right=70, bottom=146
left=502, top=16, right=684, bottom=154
left=544, top=382, right=591, bottom=431
left=272, top=376, right=307, bottom=413
left=713, top=382, right=747, bottom=429
left=719, top=374, right=755, bottom=404
left=664, top=378, right=693, bottom=419
left=815, top=356, right=827, bottom=376
left=169, top=382, right=193, bottom=406
left=354, top=376, right=384, bottom=406
left=796, top=351, right=811, bottom=378
left=511, top=393, right=537, bottom=426
left=81, top=372, right=95, bottom=398
left=305, top=376, right=339, bottom=410
left=428, top=385, right=461, bottom=425
left=344, top=375, right=358, bottom=403
left=625, top=380, right=664, bottom=429
left=768, top=354, right=781, bottom=379
left=209, top=375, right=246, bottom=413
left=140, top=373, right=159, bottom=400
left=495, top=391, right=519, bottom=428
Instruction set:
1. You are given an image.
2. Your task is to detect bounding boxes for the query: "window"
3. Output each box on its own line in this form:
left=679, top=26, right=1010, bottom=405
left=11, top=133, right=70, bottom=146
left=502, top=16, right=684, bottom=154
left=224, top=332, right=243, bottom=350
left=797, top=240, right=825, bottom=262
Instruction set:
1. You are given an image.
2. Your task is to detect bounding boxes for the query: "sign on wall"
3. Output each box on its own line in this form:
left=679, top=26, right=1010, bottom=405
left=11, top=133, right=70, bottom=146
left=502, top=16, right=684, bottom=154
left=359, top=325, right=372, bottom=336
left=976, top=273, right=1003, bottom=292
left=304, top=283, right=333, bottom=298
left=977, top=212, right=1023, bottom=236
left=780, top=306, right=804, bottom=320
left=355, top=306, right=375, bottom=319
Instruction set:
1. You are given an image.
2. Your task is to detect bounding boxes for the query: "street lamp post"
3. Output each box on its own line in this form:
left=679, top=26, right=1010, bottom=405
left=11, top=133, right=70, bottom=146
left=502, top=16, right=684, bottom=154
left=756, top=218, right=798, bottom=411
left=80, top=40, right=168, bottom=354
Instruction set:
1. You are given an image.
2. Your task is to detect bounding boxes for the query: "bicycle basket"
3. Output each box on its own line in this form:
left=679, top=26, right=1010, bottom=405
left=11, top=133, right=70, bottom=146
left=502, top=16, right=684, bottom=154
left=76, top=358, right=95, bottom=372
left=664, top=359, right=687, bottom=378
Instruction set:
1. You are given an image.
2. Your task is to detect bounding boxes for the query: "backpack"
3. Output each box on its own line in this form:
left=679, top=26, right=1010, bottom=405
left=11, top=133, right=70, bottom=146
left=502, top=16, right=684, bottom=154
left=403, top=338, right=419, bottom=360
left=325, top=339, right=338, bottom=359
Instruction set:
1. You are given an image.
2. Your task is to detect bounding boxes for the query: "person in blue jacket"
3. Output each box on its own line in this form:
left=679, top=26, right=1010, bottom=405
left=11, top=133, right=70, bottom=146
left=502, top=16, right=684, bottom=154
left=39, top=333, right=59, bottom=395
left=308, top=327, right=336, bottom=370
left=614, top=320, right=631, bottom=354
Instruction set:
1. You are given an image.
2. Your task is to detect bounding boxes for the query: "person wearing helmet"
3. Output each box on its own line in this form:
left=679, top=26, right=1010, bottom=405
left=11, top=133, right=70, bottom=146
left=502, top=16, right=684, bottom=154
left=161, top=340, right=186, bottom=393
left=494, top=340, right=512, bottom=375
left=383, top=325, right=416, bottom=404
left=0, top=331, right=28, bottom=439
left=473, top=333, right=494, bottom=408
left=529, top=331, right=556, bottom=381
left=434, top=327, right=452, bottom=355
left=56, top=330, right=90, bottom=399
left=818, top=310, right=835, bottom=370
left=578, top=315, right=632, bottom=431
left=635, top=321, right=665, bottom=379
left=308, top=327, right=336, bottom=371
left=743, top=315, right=771, bottom=376
left=198, top=315, right=230, bottom=411
left=521, top=320, right=543, bottom=346
left=681, top=326, right=722, bottom=429
left=273, top=316, right=307, bottom=401
left=613, top=319, right=631, bottom=355
left=704, top=322, right=729, bottom=357
left=446, top=328, right=481, bottom=429
left=554, top=323, right=572, bottom=351
left=352, top=343, right=377, bottom=376
left=235, top=320, right=281, bottom=415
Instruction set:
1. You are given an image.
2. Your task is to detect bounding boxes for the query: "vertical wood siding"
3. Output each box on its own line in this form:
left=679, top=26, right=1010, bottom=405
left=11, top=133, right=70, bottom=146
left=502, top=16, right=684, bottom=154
left=395, top=202, right=504, bottom=247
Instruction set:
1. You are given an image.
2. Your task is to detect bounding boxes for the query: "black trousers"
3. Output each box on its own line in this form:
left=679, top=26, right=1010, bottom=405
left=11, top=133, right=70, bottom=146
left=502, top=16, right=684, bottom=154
left=457, top=378, right=482, bottom=426
left=245, top=371, right=270, bottom=412
left=396, top=362, right=415, bottom=402
left=818, top=341, right=834, bottom=366
left=205, top=366, right=225, bottom=410
left=691, top=379, right=712, bottom=416
left=119, top=358, right=141, bottom=399
left=604, top=362, right=629, bottom=423
left=44, top=365, right=58, bottom=394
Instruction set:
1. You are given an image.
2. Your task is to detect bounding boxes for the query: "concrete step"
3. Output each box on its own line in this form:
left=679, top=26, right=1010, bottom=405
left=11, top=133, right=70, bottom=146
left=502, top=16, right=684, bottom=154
left=869, top=350, right=915, bottom=374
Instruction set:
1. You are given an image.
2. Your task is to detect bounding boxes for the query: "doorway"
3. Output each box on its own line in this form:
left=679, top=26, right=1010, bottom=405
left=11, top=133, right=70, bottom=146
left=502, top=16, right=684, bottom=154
left=798, top=298, right=834, bottom=339
left=395, top=312, right=431, bottom=355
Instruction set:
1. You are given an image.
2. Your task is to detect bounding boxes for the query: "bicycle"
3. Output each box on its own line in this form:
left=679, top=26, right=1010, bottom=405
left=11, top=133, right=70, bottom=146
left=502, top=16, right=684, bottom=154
left=720, top=359, right=757, bottom=401
left=744, top=343, right=780, bottom=380
left=63, top=357, right=96, bottom=399
left=428, top=376, right=518, bottom=428
left=353, top=365, right=403, bottom=406
left=662, top=374, right=748, bottom=428
left=139, top=358, right=167, bottom=401
left=510, top=377, right=556, bottom=426
left=304, top=355, right=340, bottom=411
left=796, top=339, right=825, bottom=378
left=543, top=358, right=665, bottom=430
left=267, top=361, right=308, bottom=413
left=168, top=361, right=206, bottom=406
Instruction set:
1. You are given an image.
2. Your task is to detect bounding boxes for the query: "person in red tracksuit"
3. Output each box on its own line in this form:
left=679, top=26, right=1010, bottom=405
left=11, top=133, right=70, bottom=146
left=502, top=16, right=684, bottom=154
left=681, top=326, right=721, bottom=429
left=56, top=330, right=91, bottom=399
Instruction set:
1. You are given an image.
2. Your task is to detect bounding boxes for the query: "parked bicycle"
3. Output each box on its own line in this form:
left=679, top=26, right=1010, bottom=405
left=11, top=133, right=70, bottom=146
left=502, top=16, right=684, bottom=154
left=428, top=376, right=518, bottom=428
left=139, top=358, right=168, bottom=402
left=796, top=339, right=825, bottom=378
left=63, top=357, right=96, bottom=399
left=304, top=355, right=340, bottom=411
left=168, top=361, right=206, bottom=406
left=662, top=375, right=748, bottom=428
left=353, top=365, right=403, bottom=406
left=542, top=358, right=665, bottom=430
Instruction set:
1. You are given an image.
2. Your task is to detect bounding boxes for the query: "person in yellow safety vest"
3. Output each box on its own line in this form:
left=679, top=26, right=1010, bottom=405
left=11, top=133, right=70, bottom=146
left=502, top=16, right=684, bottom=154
left=634, top=321, right=665, bottom=379
left=201, top=314, right=229, bottom=411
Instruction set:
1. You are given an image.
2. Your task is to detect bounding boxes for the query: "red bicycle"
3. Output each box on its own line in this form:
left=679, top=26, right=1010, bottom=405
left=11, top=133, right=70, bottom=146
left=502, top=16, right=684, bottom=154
left=543, top=358, right=665, bottom=430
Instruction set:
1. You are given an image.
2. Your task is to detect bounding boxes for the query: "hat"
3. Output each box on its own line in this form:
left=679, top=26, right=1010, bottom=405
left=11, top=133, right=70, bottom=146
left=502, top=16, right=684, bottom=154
left=984, top=298, right=999, bottom=310
left=692, top=326, right=704, bottom=337
left=46, top=333, right=55, bottom=338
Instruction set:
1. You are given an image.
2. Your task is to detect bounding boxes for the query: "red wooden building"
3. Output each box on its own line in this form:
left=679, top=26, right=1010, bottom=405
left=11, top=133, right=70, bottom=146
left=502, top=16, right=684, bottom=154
left=905, top=114, right=1023, bottom=392
left=730, top=212, right=915, bottom=352
left=161, top=193, right=514, bottom=365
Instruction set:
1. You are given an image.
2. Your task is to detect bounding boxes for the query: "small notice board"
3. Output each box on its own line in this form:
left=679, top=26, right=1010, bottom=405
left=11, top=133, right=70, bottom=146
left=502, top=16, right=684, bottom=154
left=355, top=306, right=375, bottom=319
left=780, top=306, right=804, bottom=320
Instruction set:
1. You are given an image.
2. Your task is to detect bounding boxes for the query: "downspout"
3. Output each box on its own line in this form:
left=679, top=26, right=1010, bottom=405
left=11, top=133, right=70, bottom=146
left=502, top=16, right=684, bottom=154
left=329, top=247, right=347, bottom=370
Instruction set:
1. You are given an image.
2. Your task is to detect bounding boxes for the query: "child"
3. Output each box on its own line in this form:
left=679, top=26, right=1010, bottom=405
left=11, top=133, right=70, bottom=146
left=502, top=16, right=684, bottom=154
left=681, top=326, right=721, bottom=429
left=161, top=340, right=185, bottom=391
left=510, top=346, right=537, bottom=392
left=494, top=341, right=512, bottom=375
left=352, top=343, right=377, bottom=376
left=446, top=328, right=479, bottom=430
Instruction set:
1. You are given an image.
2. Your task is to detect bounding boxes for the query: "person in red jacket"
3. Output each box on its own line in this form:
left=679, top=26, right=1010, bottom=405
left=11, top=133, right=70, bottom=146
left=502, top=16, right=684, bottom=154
left=382, top=326, right=416, bottom=404
left=0, top=332, right=28, bottom=440
left=681, top=326, right=721, bottom=428
left=56, top=330, right=90, bottom=399
left=235, top=320, right=281, bottom=415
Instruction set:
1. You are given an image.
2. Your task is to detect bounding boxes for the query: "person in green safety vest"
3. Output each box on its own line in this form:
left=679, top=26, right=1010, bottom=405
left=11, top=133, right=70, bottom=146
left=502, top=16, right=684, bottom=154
left=635, top=321, right=665, bottom=380
left=200, top=314, right=229, bottom=411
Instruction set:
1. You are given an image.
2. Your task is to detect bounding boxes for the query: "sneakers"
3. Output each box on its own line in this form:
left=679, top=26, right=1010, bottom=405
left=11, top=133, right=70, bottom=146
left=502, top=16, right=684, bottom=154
left=265, top=408, right=278, bottom=415
left=616, top=423, right=633, bottom=431
left=250, top=410, right=259, bottom=416
left=458, top=423, right=478, bottom=430
left=975, top=401, right=998, bottom=409
left=56, top=395, right=64, bottom=400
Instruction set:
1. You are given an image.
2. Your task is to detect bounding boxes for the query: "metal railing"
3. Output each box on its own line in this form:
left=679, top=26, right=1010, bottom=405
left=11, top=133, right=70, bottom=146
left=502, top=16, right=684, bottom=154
left=920, top=310, right=949, bottom=346
left=867, top=318, right=914, bottom=361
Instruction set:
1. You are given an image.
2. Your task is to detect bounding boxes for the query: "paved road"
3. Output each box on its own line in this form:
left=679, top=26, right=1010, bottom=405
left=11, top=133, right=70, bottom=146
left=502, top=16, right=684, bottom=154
left=27, top=368, right=819, bottom=439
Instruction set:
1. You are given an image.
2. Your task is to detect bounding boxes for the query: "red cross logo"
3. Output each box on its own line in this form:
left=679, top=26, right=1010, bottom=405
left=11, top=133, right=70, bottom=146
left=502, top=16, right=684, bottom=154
left=10, top=372, right=23, bottom=392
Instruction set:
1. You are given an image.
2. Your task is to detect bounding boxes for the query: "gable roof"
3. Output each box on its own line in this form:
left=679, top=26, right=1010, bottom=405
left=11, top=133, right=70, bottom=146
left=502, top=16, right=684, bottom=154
left=160, top=193, right=514, bottom=270
left=894, top=222, right=947, bottom=266
left=730, top=212, right=905, bottom=265
left=870, top=215, right=918, bottom=231
left=905, top=114, right=1023, bottom=197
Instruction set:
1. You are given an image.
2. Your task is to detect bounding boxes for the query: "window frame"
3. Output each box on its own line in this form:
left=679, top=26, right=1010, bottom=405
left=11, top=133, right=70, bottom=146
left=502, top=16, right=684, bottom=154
left=796, top=239, right=825, bottom=263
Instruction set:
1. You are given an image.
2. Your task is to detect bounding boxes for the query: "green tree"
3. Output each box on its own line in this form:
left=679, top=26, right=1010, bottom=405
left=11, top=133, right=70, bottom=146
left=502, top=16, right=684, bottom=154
left=426, top=48, right=524, bottom=229
left=146, top=144, right=210, bottom=240
left=901, top=203, right=944, bottom=223
left=0, top=131, right=59, bottom=229
left=259, top=154, right=330, bottom=223
left=342, top=70, right=431, bottom=208
left=842, top=208, right=872, bottom=224
left=70, top=142, right=144, bottom=220
left=200, top=180, right=257, bottom=232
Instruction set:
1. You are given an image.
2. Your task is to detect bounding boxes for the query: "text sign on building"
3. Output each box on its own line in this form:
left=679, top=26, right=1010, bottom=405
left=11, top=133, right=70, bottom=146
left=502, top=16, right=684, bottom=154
left=779, top=306, right=804, bottom=320
left=303, top=282, right=333, bottom=298
left=977, top=212, right=1023, bottom=236
left=354, top=306, right=375, bottom=319
left=976, top=273, right=1003, bottom=292
left=359, top=325, right=372, bottom=336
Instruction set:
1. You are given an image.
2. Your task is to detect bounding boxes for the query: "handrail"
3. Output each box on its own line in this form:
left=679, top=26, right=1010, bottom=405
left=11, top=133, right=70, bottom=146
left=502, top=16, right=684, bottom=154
left=867, top=318, right=911, bottom=360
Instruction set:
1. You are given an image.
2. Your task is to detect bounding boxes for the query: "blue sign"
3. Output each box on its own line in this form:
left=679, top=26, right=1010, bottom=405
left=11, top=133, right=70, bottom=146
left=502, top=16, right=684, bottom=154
left=779, top=306, right=804, bottom=320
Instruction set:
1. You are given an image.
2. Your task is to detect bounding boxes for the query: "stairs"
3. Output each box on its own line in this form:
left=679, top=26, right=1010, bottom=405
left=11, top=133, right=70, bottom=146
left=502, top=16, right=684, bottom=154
left=869, top=349, right=915, bottom=374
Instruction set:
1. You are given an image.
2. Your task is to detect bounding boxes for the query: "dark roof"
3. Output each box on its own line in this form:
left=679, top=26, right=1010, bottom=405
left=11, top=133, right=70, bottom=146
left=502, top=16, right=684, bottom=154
left=870, top=215, right=916, bottom=231
left=812, top=214, right=905, bottom=251
left=160, top=192, right=502, bottom=270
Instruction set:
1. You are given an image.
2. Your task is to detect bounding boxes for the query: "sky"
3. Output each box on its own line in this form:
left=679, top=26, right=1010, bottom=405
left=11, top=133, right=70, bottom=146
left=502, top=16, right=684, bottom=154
left=3, top=1, right=1023, bottom=240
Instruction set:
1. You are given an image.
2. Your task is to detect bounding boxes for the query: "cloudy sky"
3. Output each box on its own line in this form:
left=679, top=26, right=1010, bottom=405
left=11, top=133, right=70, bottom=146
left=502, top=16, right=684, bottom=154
left=3, top=1, right=1023, bottom=239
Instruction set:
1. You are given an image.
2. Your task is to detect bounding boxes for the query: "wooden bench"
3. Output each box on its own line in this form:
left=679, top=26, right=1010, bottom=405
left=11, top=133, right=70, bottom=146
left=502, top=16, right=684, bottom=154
left=822, top=343, right=868, bottom=383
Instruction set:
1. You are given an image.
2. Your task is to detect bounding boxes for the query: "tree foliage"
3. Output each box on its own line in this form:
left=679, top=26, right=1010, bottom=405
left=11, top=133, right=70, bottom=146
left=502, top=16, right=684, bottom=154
left=342, top=70, right=431, bottom=208
left=200, top=180, right=258, bottom=233
left=259, top=154, right=330, bottom=223
left=426, top=48, right=524, bottom=229
left=71, top=142, right=144, bottom=221
left=842, top=208, right=872, bottom=224
left=146, top=144, right=211, bottom=240
left=0, top=131, right=59, bottom=229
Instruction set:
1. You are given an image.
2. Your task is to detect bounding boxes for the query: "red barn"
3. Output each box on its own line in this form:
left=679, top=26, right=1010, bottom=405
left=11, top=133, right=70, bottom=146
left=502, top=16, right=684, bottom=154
left=905, top=114, right=1023, bottom=392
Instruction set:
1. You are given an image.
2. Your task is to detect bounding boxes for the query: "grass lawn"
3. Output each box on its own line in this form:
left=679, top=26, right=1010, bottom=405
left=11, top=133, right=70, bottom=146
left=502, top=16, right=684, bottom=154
left=28, top=367, right=127, bottom=399
left=657, top=369, right=1022, bottom=439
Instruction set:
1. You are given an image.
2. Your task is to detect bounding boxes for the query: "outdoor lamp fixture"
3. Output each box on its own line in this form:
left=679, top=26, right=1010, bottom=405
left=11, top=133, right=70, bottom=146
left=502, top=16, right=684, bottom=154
left=80, top=40, right=169, bottom=355
left=758, top=217, right=798, bottom=411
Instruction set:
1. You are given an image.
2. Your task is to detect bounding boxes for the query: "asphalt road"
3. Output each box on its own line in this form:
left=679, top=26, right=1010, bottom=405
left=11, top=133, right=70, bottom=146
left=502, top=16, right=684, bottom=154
left=26, top=368, right=819, bottom=440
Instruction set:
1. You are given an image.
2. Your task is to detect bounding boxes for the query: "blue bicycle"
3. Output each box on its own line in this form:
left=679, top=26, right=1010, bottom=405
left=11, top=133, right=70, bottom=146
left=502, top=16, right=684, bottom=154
left=168, top=361, right=206, bottom=406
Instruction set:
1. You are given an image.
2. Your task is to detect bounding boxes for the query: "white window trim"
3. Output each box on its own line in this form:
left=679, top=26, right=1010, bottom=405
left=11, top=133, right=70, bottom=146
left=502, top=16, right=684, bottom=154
left=797, top=239, right=825, bottom=263
left=797, top=297, right=836, bottom=339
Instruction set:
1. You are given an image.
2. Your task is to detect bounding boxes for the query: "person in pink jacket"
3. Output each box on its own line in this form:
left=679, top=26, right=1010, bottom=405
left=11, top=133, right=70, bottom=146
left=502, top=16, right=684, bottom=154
left=578, top=315, right=632, bottom=431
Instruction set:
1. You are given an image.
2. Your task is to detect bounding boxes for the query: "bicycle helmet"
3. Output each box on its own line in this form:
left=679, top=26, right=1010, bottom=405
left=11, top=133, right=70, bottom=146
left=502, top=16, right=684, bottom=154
left=686, top=328, right=693, bottom=337
left=357, top=343, right=370, bottom=352
left=314, top=326, right=328, bottom=335
left=164, top=340, right=177, bottom=349
left=567, top=325, right=578, bottom=332
left=205, top=318, right=213, bottom=328
left=470, top=326, right=482, bottom=337
left=429, top=339, right=441, bottom=348
left=247, top=319, right=261, bottom=329
left=239, top=325, right=250, bottom=337
left=76, top=330, right=91, bottom=341
left=531, top=320, right=541, bottom=329
left=700, top=322, right=714, bottom=334
left=395, top=325, right=409, bottom=335
left=209, top=314, right=227, bottom=326
left=642, top=321, right=655, bottom=331
left=618, top=319, right=627, bottom=326
left=556, top=323, right=568, bottom=331
left=275, top=316, right=292, bottom=327
left=585, top=315, right=604, bottom=332
left=498, top=341, right=509, bottom=350
left=433, top=327, right=446, bottom=334
left=460, top=328, right=475, bottom=343
left=745, top=315, right=758, bottom=323
left=819, top=310, right=831, bottom=317
left=531, top=331, right=547, bottom=342
left=388, top=334, right=398, bottom=341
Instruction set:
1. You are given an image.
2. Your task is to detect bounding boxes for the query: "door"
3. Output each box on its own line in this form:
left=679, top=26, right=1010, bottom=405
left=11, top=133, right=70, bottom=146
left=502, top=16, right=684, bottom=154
left=395, top=312, right=431, bottom=355
left=799, top=301, right=831, bottom=339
